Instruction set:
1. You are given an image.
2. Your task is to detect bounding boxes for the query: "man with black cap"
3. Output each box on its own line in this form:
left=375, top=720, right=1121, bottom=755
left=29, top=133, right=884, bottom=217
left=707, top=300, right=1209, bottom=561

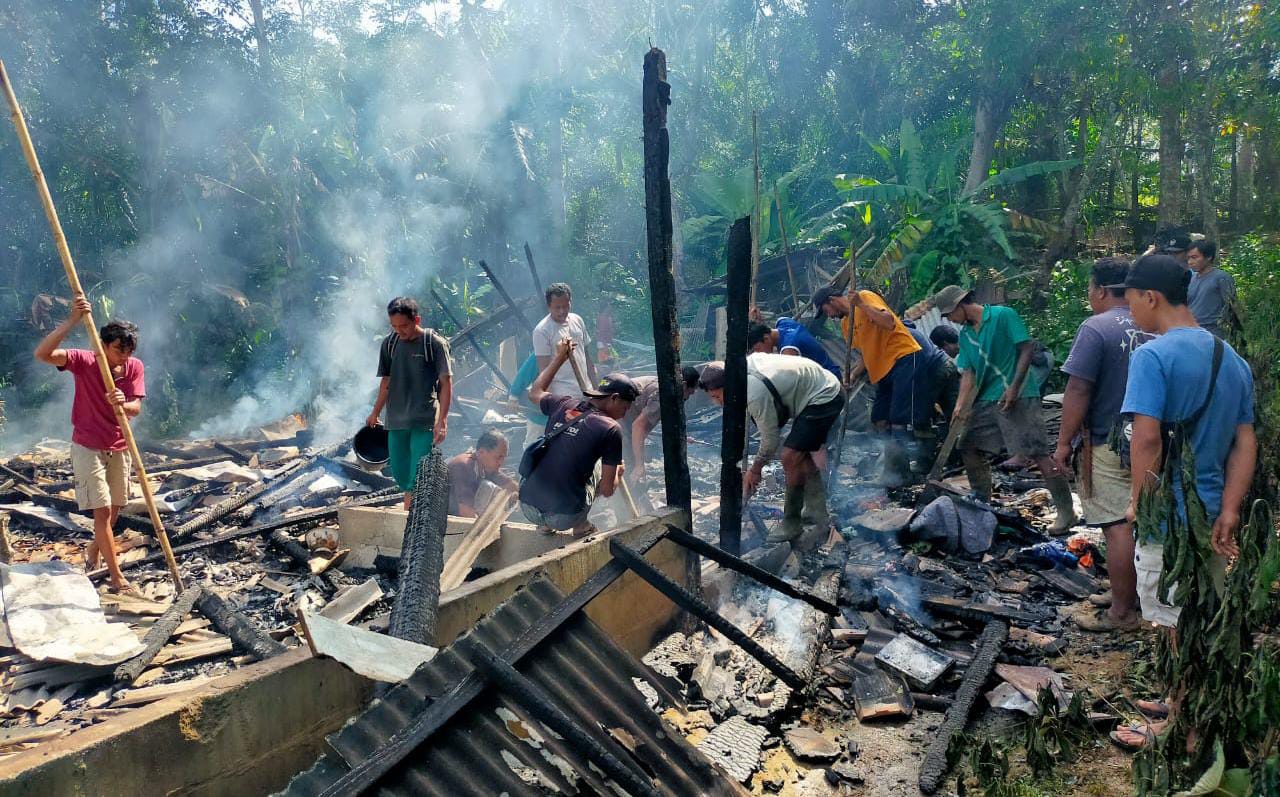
left=699, top=353, right=843, bottom=546
left=1150, top=226, right=1192, bottom=265
left=1109, top=254, right=1255, bottom=750
left=930, top=285, right=1078, bottom=532
left=812, top=285, right=947, bottom=483
left=624, top=367, right=701, bottom=483
left=1121, top=255, right=1255, bottom=626
left=520, top=339, right=638, bottom=536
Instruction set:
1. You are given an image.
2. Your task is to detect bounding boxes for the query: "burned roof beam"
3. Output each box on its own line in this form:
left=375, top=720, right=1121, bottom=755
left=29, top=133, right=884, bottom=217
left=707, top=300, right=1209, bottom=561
left=608, top=539, right=807, bottom=692
left=664, top=525, right=838, bottom=615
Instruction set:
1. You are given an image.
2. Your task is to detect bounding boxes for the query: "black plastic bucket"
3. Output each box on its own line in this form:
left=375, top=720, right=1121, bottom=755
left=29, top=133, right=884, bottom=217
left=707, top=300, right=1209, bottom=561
left=352, top=425, right=390, bottom=471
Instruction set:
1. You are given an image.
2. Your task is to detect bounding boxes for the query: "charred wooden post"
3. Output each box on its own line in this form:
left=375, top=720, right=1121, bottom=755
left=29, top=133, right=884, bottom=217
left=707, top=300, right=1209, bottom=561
left=719, top=217, right=752, bottom=555
left=463, top=639, right=661, bottom=797
left=94, top=488, right=401, bottom=579
left=664, top=525, right=838, bottom=614
left=477, top=259, right=536, bottom=334
left=609, top=539, right=806, bottom=692
left=642, top=48, right=694, bottom=573
left=268, top=529, right=314, bottom=568
left=918, top=620, right=1008, bottom=793
left=172, top=472, right=278, bottom=539
left=388, top=449, right=449, bottom=645
left=429, top=288, right=513, bottom=392
left=212, top=441, right=251, bottom=464
left=196, top=590, right=286, bottom=661
left=523, top=242, right=543, bottom=296
left=114, top=585, right=202, bottom=682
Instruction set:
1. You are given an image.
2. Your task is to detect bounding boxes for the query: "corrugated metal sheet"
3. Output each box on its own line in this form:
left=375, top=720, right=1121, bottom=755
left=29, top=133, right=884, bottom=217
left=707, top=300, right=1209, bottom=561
left=280, top=576, right=745, bottom=797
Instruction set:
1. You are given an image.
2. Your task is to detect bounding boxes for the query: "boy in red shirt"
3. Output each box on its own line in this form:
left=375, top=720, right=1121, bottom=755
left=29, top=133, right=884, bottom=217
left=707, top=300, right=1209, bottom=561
left=34, top=297, right=145, bottom=593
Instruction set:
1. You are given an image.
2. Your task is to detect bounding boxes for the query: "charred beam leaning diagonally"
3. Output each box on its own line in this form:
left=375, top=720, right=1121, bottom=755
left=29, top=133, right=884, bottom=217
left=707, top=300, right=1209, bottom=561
left=1, top=60, right=184, bottom=590
left=429, top=288, right=513, bottom=392
left=317, top=527, right=669, bottom=795
left=113, top=585, right=203, bottom=683
left=523, top=242, right=543, bottom=296
left=462, top=639, right=662, bottom=797
left=196, top=589, right=286, bottom=661
left=918, top=620, right=1008, bottom=793
left=641, top=46, right=694, bottom=535
left=720, top=217, right=752, bottom=555
left=664, top=526, right=839, bottom=615
left=609, top=539, right=806, bottom=692
left=477, top=258, right=537, bottom=335
left=388, top=448, right=449, bottom=645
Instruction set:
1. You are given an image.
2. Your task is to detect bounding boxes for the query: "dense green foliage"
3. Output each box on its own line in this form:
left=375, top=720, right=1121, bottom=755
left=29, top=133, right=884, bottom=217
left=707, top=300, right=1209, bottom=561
left=0, top=1, right=1278, bottom=445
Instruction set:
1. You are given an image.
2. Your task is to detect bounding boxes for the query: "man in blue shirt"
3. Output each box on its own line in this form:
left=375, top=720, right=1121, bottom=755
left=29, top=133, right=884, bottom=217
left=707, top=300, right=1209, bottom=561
left=1121, top=255, right=1256, bottom=628
left=748, top=319, right=842, bottom=380
left=1112, top=254, right=1255, bottom=751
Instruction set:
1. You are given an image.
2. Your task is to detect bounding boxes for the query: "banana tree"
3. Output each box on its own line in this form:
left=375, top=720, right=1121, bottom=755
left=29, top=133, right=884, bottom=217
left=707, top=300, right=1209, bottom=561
left=828, top=119, right=1078, bottom=300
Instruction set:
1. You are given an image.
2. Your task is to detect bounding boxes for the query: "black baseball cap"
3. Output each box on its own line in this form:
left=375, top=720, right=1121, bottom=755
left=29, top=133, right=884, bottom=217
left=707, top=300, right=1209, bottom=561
left=811, top=285, right=841, bottom=312
left=1154, top=226, right=1192, bottom=253
left=1125, top=255, right=1191, bottom=303
left=584, top=373, right=640, bottom=401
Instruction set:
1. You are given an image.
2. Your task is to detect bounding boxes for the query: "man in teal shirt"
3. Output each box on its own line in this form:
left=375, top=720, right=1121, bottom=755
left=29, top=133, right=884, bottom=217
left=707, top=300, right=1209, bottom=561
left=932, top=285, right=1078, bottom=532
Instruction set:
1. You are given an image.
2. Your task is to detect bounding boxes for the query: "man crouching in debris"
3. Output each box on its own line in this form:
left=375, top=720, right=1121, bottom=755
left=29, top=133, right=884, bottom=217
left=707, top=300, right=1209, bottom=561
left=700, top=354, right=843, bottom=546
left=519, top=339, right=637, bottom=536
left=931, top=285, right=1078, bottom=532
left=34, top=297, right=144, bottom=594
left=366, top=297, right=453, bottom=510
left=447, top=429, right=517, bottom=517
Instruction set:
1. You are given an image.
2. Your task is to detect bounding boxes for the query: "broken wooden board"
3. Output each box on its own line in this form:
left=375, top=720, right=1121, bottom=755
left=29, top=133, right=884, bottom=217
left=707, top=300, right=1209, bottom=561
left=1034, top=566, right=1096, bottom=600
left=317, top=578, right=383, bottom=626
left=1008, top=627, right=1067, bottom=655
left=112, top=676, right=212, bottom=708
left=923, top=596, right=1037, bottom=624
left=850, top=667, right=915, bottom=720
left=298, top=611, right=436, bottom=683
left=152, top=637, right=233, bottom=667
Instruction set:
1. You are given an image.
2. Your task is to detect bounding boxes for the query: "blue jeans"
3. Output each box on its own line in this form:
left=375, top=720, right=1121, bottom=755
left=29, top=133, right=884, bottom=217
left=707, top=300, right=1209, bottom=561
left=871, top=350, right=937, bottom=429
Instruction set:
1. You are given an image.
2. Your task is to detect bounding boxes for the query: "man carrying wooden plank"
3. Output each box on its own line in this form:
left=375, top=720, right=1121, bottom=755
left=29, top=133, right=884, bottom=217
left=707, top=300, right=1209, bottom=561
left=531, top=283, right=597, bottom=400
left=520, top=339, right=636, bottom=536
left=366, top=297, right=453, bottom=510
left=34, top=296, right=144, bottom=594
left=699, top=354, right=842, bottom=546
left=447, top=429, right=517, bottom=518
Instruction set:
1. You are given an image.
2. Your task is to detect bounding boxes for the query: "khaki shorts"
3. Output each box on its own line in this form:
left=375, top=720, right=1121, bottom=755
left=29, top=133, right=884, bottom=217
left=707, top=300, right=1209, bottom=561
left=1134, top=541, right=1226, bottom=628
left=1081, top=444, right=1130, bottom=526
left=963, top=397, right=1049, bottom=458
left=72, top=443, right=132, bottom=511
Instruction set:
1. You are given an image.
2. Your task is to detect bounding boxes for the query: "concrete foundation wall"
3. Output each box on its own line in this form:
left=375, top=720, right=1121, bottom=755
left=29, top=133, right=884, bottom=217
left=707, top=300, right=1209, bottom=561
left=0, top=509, right=689, bottom=797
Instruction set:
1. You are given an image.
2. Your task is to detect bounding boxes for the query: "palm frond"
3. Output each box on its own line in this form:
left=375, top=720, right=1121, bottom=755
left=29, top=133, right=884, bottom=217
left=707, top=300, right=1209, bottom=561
left=966, top=159, right=1081, bottom=197
left=869, top=218, right=935, bottom=282
left=960, top=203, right=1014, bottom=259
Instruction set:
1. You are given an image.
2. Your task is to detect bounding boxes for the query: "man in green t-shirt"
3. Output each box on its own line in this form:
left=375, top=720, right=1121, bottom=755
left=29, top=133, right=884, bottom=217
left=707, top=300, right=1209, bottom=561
left=932, top=285, right=1078, bottom=532
left=366, top=297, right=453, bottom=509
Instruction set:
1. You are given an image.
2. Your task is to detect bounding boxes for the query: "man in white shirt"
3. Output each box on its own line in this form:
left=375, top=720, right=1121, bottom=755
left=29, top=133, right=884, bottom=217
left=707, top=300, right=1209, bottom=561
left=700, top=353, right=843, bottom=546
left=531, top=282, right=598, bottom=399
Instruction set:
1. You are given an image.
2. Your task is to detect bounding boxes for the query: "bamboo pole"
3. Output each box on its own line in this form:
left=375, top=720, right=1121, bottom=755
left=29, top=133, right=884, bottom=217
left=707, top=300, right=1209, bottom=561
left=773, top=182, right=801, bottom=315
left=1, top=60, right=184, bottom=590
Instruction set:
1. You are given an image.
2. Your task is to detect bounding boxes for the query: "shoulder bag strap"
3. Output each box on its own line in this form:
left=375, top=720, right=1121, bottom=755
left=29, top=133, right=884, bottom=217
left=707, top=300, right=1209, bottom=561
left=1183, top=337, right=1225, bottom=430
left=757, top=374, right=791, bottom=427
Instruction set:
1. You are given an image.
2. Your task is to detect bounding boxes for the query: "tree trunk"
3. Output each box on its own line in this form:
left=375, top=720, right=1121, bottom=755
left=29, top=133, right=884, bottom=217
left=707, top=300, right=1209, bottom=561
left=1194, top=113, right=1217, bottom=238
left=247, top=0, right=272, bottom=85
left=1157, top=62, right=1183, bottom=228
left=1239, top=134, right=1255, bottom=226
left=1131, top=122, right=1144, bottom=252
left=964, top=94, right=1001, bottom=195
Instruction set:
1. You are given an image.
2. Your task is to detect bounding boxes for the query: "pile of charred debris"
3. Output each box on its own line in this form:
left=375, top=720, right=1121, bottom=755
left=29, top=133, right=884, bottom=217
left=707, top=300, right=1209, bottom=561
left=0, top=417, right=407, bottom=756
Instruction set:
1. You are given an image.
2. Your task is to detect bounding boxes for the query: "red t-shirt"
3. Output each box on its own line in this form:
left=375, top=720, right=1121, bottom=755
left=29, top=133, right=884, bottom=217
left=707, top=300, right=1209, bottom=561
left=58, top=349, right=145, bottom=452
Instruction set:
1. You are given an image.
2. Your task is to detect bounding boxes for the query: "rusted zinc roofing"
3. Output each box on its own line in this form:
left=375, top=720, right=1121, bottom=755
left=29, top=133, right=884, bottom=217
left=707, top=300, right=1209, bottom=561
left=280, top=576, right=745, bottom=797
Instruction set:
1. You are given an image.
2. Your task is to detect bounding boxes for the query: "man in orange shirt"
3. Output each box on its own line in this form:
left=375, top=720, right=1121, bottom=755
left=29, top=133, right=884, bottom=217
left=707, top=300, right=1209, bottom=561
left=813, top=286, right=947, bottom=483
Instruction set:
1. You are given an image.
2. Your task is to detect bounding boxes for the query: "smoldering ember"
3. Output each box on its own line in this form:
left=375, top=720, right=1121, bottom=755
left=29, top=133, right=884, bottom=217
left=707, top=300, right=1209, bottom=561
left=1, top=5, right=1279, bottom=797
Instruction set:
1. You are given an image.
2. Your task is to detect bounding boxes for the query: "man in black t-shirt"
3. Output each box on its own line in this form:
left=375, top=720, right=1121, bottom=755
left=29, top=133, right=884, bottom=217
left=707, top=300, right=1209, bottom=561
left=366, top=297, right=453, bottom=509
left=519, top=339, right=637, bottom=535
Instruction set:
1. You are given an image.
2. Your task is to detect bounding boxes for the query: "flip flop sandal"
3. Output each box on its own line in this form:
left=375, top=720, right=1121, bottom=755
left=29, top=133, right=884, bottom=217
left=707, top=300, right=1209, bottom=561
left=1109, top=724, right=1156, bottom=752
left=1134, top=700, right=1170, bottom=719
left=108, top=583, right=144, bottom=598
left=571, top=525, right=599, bottom=539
